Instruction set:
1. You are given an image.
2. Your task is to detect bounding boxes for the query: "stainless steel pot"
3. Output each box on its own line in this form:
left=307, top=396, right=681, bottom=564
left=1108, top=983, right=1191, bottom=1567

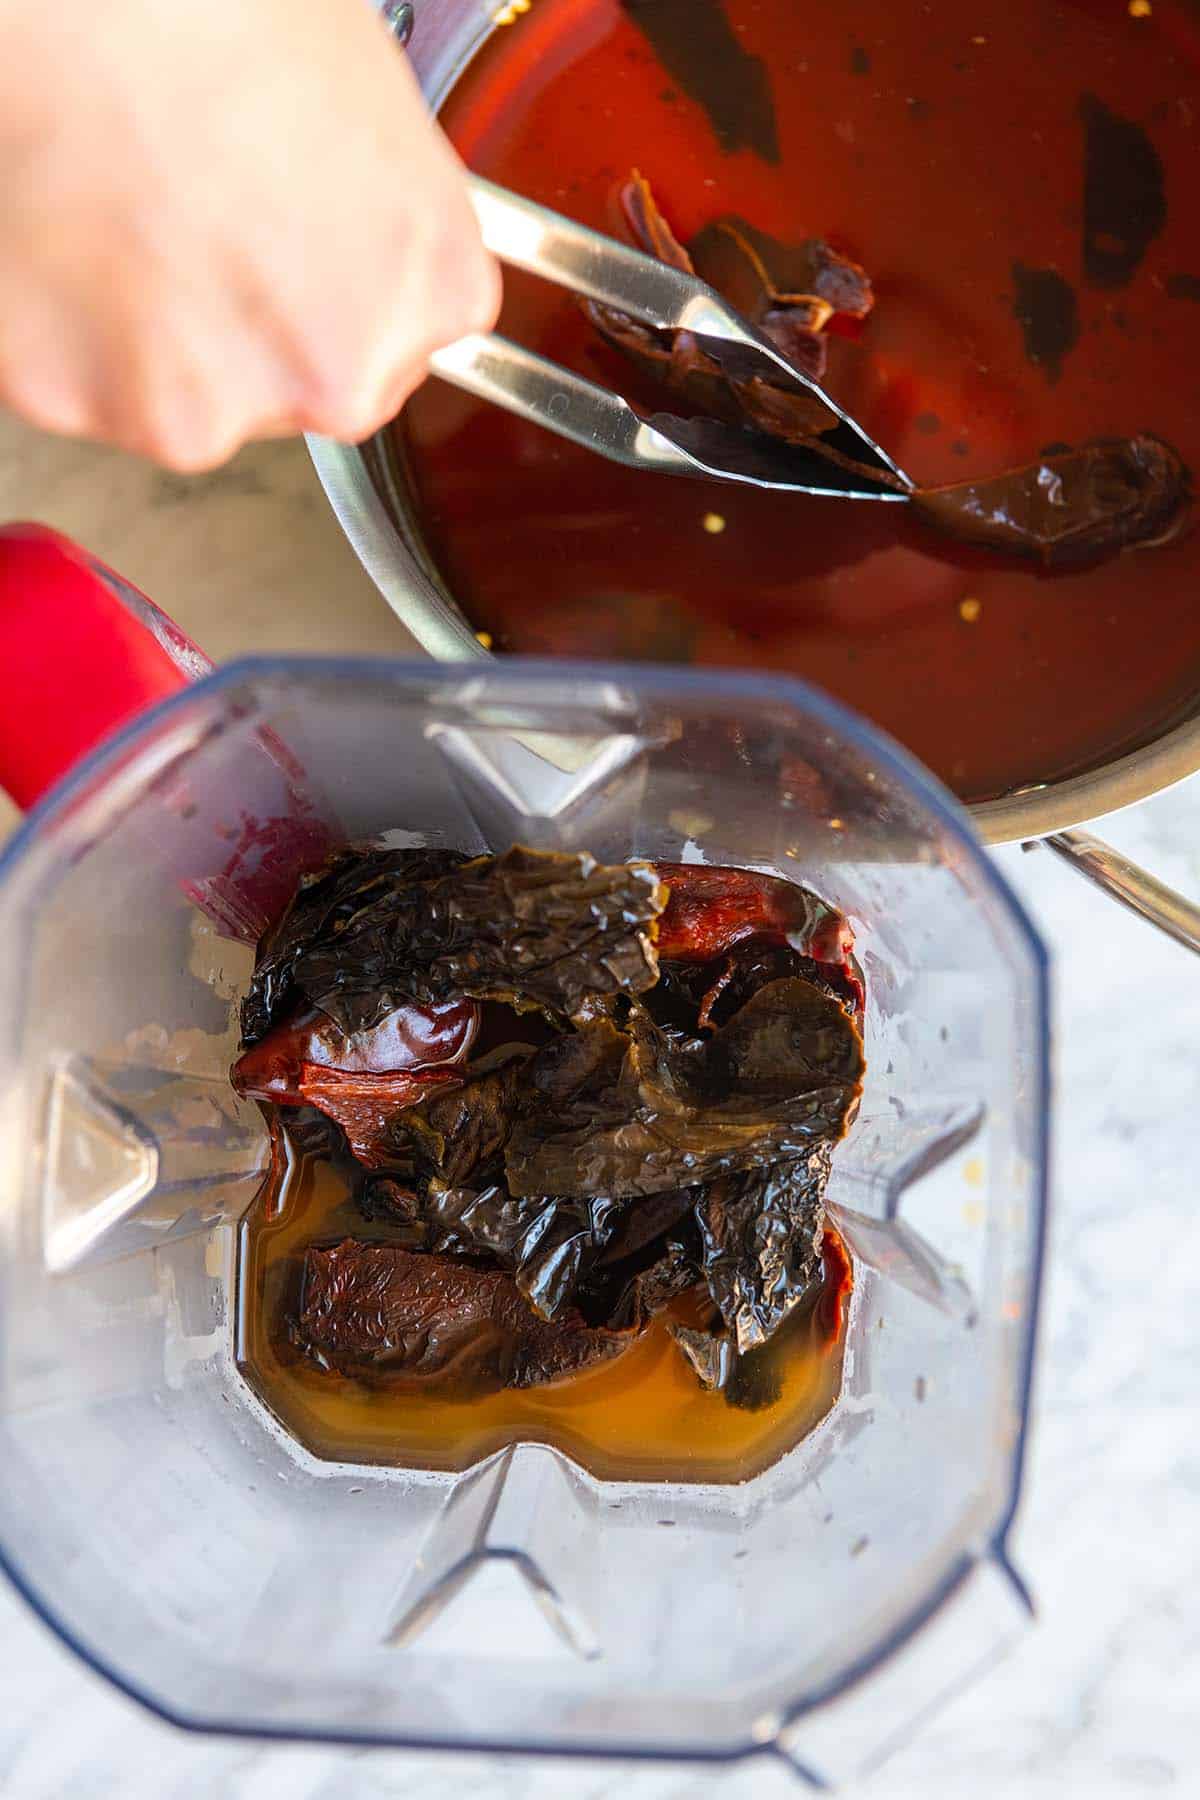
left=308, top=0, right=1200, bottom=953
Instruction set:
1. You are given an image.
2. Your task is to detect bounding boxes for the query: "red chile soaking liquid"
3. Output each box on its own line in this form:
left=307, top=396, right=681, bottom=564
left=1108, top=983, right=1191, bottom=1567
left=399, top=0, right=1200, bottom=803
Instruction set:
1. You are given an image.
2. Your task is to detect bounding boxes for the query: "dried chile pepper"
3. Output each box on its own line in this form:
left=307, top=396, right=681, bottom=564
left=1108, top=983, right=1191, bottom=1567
left=238, top=845, right=863, bottom=1407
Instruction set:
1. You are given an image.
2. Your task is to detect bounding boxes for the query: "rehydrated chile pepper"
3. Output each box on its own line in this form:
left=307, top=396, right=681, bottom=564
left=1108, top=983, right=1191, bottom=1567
left=655, top=860, right=855, bottom=966
left=688, top=215, right=874, bottom=352
left=231, top=993, right=482, bottom=1166
left=232, top=996, right=479, bottom=1104
left=910, top=434, right=1192, bottom=567
left=242, top=844, right=666, bottom=1043
left=584, top=172, right=859, bottom=444
left=650, top=938, right=863, bottom=1040
left=241, top=846, right=466, bottom=1044
left=363, top=1172, right=697, bottom=1325
left=380, top=1046, right=535, bottom=1185
left=585, top=172, right=1191, bottom=564
left=693, top=1145, right=831, bottom=1352
left=296, top=1239, right=630, bottom=1392
left=285, top=1064, right=466, bottom=1168
left=669, top=1316, right=785, bottom=1412
left=505, top=977, right=862, bottom=1200
left=670, top=1225, right=853, bottom=1410
left=240, top=844, right=863, bottom=1408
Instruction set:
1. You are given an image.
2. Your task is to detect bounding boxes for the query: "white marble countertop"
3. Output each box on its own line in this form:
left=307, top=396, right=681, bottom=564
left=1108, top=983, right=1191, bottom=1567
left=0, top=416, right=1197, bottom=1799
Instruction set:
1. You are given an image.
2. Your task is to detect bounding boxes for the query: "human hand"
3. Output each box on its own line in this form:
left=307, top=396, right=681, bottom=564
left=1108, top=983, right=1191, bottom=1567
left=0, top=0, right=499, bottom=468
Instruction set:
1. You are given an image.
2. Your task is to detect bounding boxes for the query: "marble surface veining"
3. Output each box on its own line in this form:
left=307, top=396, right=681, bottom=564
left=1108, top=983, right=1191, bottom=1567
left=0, top=413, right=1197, bottom=1798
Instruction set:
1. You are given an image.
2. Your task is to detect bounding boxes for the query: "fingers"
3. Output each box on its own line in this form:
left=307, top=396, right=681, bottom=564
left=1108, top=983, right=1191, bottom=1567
left=291, top=207, right=501, bottom=444
left=0, top=0, right=503, bottom=469
left=261, top=67, right=504, bottom=446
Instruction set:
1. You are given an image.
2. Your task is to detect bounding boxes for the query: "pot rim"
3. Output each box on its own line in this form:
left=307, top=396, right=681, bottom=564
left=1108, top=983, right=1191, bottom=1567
left=308, top=433, right=1200, bottom=846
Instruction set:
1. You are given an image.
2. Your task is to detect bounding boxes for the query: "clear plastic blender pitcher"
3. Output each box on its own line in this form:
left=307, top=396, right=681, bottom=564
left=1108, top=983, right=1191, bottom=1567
left=0, top=527, right=1047, bottom=1785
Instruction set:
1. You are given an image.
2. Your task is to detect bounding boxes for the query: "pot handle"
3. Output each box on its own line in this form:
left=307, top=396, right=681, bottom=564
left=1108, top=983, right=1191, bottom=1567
left=1040, top=829, right=1200, bottom=956
left=0, top=521, right=210, bottom=808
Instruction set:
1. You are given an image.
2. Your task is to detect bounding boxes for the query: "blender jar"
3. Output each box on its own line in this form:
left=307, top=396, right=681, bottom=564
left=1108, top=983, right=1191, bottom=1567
left=0, top=531, right=1048, bottom=1785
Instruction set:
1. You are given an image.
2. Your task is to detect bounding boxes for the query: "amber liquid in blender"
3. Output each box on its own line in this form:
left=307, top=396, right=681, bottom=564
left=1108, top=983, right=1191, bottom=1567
left=235, top=1148, right=850, bottom=1484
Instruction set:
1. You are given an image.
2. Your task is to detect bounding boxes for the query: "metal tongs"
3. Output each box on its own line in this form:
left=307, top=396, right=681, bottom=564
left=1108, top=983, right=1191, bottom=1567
left=430, top=177, right=913, bottom=502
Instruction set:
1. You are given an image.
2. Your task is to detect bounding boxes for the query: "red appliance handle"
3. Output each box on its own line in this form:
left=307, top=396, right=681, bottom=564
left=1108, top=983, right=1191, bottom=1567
left=0, top=521, right=211, bottom=809
left=0, top=522, right=337, bottom=942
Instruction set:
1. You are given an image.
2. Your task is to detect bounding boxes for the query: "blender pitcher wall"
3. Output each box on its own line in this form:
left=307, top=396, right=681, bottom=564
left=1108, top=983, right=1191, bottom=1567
left=0, top=630, right=1048, bottom=1782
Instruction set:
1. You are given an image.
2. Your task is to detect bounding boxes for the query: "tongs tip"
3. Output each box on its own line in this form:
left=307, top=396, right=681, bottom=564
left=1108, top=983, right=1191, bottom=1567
left=462, top=174, right=913, bottom=499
